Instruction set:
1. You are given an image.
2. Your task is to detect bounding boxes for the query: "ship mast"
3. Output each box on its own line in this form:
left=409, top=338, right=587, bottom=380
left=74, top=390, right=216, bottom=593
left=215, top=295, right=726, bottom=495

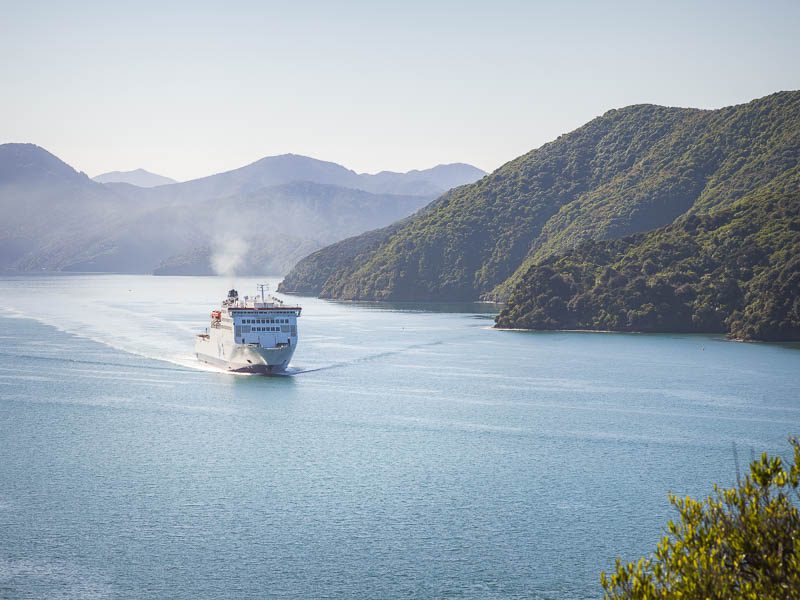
left=257, top=283, right=269, bottom=303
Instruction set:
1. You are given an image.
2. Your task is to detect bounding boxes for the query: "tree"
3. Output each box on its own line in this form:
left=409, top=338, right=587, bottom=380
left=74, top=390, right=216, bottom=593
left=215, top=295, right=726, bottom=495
left=601, top=438, right=800, bottom=599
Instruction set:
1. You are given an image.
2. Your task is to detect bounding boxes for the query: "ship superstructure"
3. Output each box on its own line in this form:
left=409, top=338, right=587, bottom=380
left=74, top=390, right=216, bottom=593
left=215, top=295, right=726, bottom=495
left=195, top=285, right=301, bottom=374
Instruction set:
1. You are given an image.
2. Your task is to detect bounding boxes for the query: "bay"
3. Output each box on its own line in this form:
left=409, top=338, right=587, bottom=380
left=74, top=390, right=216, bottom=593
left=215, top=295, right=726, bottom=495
left=0, top=274, right=798, bottom=599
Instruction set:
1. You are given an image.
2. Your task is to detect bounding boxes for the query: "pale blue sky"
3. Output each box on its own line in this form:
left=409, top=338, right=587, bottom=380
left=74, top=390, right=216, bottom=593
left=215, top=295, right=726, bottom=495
left=1, top=0, right=798, bottom=180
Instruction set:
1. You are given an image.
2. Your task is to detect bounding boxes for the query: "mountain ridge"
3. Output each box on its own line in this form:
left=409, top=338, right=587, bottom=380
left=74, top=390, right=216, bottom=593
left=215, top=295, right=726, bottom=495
left=105, top=153, right=486, bottom=204
left=93, top=168, right=177, bottom=187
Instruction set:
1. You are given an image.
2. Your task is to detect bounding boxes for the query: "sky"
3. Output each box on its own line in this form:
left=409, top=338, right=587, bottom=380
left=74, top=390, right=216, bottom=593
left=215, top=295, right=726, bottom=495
left=1, top=0, right=798, bottom=181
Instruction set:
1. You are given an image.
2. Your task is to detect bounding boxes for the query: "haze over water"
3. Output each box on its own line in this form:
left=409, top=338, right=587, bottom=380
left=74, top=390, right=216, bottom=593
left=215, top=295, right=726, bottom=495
left=1, top=275, right=798, bottom=599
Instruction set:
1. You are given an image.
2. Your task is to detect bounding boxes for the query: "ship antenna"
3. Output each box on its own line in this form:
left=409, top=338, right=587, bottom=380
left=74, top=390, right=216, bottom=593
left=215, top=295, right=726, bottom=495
left=258, top=283, right=269, bottom=302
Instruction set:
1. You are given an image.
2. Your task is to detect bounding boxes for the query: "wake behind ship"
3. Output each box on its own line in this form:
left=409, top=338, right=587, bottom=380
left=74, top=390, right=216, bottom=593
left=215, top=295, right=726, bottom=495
left=195, top=286, right=301, bottom=374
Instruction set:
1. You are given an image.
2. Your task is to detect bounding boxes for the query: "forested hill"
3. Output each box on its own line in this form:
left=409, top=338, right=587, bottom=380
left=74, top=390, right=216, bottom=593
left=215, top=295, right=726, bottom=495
left=495, top=168, right=800, bottom=341
left=278, top=92, right=800, bottom=305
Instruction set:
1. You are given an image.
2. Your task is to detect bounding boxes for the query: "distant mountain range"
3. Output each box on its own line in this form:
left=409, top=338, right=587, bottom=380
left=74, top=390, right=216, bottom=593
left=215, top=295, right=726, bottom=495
left=0, top=145, right=485, bottom=275
left=93, top=168, right=177, bottom=187
left=279, top=91, right=800, bottom=341
left=114, top=154, right=485, bottom=200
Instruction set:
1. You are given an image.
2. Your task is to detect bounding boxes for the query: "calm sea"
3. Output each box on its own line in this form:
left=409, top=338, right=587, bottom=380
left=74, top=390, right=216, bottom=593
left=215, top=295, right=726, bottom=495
left=0, top=274, right=798, bottom=599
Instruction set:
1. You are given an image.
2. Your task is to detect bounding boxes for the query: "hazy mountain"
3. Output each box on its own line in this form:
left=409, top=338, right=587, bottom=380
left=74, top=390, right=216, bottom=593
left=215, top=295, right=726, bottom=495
left=0, top=143, right=139, bottom=269
left=0, top=145, right=441, bottom=274
left=278, top=91, right=800, bottom=339
left=115, top=154, right=486, bottom=207
left=93, top=168, right=177, bottom=187
left=358, top=163, right=487, bottom=196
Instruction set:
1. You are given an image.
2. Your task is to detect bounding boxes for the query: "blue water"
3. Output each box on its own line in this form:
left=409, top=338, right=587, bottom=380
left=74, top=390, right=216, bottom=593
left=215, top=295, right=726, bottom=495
left=0, top=274, right=798, bottom=599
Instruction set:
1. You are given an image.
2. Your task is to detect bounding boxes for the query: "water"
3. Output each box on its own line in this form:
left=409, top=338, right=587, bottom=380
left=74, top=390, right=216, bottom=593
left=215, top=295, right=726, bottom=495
left=0, top=274, right=798, bottom=599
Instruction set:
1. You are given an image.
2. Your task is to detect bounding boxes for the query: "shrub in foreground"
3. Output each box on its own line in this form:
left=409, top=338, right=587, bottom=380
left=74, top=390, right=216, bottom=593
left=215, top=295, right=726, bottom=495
left=601, top=437, right=800, bottom=599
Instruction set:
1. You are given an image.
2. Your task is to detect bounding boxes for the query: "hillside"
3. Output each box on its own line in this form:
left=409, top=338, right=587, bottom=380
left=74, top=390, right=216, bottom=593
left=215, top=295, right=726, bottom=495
left=93, top=168, right=177, bottom=187
left=495, top=168, right=800, bottom=341
left=279, top=92, right=800, bottom=304
left=278, top=221, right=408, bottom=295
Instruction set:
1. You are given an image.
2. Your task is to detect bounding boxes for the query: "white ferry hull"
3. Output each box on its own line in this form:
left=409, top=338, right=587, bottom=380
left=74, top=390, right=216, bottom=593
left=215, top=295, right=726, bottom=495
left=195, top=336, right=296, bottom=374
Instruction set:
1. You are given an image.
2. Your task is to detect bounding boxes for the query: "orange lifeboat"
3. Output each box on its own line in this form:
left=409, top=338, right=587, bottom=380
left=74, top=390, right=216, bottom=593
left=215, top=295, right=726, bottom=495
left=211, top=310, right=222, bottom=319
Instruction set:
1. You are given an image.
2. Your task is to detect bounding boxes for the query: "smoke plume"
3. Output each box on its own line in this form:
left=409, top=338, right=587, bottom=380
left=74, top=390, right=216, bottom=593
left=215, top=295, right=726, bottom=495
left=211, top=238, right=248, bottom=277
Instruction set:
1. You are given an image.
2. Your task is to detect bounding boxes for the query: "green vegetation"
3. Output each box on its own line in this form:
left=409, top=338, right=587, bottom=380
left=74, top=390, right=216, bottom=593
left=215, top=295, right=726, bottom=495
left=280, top=92, right=800, bottom=314
left=277, top=220, right=405, bottom=295
left=495, top=169, right=800, bottom=340
left=279, top=91, right=800, bottom=340
left=601, top=438, right=800, bottom=599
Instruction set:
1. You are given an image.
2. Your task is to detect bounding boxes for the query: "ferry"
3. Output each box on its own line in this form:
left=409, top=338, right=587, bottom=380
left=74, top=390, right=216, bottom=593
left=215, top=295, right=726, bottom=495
left=195, top=285, right=301, bottom=374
